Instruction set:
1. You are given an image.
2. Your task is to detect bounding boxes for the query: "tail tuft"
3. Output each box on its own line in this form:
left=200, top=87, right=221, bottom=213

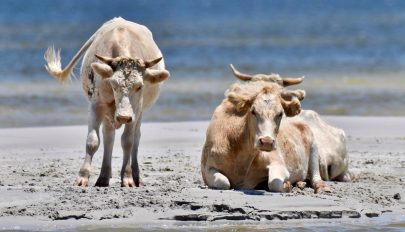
left=44, top=46, right=71, bottom=82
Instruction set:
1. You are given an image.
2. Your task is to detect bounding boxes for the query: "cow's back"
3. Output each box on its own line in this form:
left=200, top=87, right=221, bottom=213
left=80, top=17, right=165, bottom=108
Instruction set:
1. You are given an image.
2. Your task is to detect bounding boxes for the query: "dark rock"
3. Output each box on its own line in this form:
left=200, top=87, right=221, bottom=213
left=190, top=204, right=204, bottom=210
left=210, top=214, right=257, bottom=221
left=173, top=214, right=209, bottom=221
left=365, top=212, right=380, bottom=218
left=212, top=204, right=246, bottom=214
left=51, top=211, right=90, bottom=220
left=393, top=193, right=401, bottom=200
left=173, top=200, right=194, bottom=206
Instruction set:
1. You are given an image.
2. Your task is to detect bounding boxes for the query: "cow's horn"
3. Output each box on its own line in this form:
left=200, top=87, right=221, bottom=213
left=282, top=76, right=305, bottom=87
left=144, top=57, right=163, bottom=68
left=230, top=64, right=253, bottom=81
left=95, top=54, right=114, bottom=65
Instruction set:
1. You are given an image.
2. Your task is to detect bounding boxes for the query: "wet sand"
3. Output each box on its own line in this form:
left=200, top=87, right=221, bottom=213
left=0, top=117, right=404, bottom=230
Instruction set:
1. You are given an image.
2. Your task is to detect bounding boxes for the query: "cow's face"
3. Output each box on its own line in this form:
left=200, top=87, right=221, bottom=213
left=249, top=88, right=284, bottom=151
left=227, top=83, right=305, bottom=152
left=91, top=55, right=169, bottom=127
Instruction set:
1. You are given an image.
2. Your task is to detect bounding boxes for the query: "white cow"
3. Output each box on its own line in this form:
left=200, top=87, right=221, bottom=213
left=44, top=17, right=170, bottom=187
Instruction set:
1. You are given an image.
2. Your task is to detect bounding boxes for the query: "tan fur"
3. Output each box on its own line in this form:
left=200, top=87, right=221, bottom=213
left=201, top=81, right=327, bottom=192
left=227, top=66, right=351, bottom=183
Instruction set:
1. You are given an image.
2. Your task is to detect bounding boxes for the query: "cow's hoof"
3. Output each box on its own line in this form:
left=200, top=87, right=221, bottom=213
left=134, top=178, right=145, bottom=187
left=283, top=181, right=292, bottom=193
left=74, top=176, right=89, bottom=187
left=296, top=181, right=307, bottom=190
left=314, top=181, right=331, bottom=194
left=121, top=176, right=136, bottom=187
left=95, top=177, right=110, bottom=187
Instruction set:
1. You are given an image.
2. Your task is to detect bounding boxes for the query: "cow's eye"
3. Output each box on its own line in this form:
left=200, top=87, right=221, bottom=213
left=276, top=112, right=283, bottom=121
left=251, top=108, right=257, bottom=116
left=135, top=84, right=144, bottom=92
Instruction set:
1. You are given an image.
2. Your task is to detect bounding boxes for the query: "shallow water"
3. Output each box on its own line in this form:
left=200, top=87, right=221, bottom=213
left=1, top=0, right=405, bottom=127
left=5, top=214, right=405, bottom=232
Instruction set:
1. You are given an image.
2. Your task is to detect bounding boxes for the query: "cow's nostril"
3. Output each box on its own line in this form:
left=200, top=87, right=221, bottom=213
left=259, top=138, right=264, bottom=145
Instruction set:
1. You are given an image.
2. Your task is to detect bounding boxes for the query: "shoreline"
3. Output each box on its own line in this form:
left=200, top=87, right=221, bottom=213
left=0, top=117, right=404, bottom=230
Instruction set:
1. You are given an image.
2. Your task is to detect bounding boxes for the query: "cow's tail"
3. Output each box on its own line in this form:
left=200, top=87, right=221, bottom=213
left=44, top=33, right=96, bottom=83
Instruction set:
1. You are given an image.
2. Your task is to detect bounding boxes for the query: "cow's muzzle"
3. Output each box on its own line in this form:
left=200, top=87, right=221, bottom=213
left=116, top=114, right=133, bottom=124
left=257, top=136, right=275, bottom=151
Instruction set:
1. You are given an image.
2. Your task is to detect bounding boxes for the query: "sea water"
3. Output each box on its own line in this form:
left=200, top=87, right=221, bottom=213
left=1, top=0, right=405, bottom=127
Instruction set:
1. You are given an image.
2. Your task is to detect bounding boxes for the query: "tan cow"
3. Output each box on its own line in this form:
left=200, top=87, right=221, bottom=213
left=201, top=80, right=330, bottom=193
left=44, top=17, right=170, bottom=187
left=229, top=65, right=352, bottom=182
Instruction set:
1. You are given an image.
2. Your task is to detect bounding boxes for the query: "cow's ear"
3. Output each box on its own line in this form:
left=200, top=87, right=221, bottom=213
left=280, top=89, right=305, bottom=117
left=144, top=69, right=170, bottom=83
left=91, top=62, right=113, bottom=79
left=227, top=92, right=253, bottom=112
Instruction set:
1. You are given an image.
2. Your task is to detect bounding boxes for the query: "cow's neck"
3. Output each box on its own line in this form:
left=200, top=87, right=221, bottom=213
left=228, top=113, right=257, bottom=164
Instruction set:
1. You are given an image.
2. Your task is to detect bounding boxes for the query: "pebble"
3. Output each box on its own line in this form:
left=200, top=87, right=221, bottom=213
left=393, top=193, right=401, bottom=200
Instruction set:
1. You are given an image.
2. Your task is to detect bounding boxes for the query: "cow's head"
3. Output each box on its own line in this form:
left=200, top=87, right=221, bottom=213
left=230, top=64, right=304, bottom=87
left=227, top=82, right=305, bottom=151
left=91, top=54, right=169, bottom=127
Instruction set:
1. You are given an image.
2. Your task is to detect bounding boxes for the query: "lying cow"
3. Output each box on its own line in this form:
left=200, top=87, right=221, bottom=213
left=44, top=17, right=170, bottom=187
left=229, top=65, right=351, bottom=182
left=201, top=80, right=330, bottom=193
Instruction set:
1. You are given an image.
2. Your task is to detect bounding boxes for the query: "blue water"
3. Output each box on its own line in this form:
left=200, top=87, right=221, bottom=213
left=1, top=0, right=405, bottom=127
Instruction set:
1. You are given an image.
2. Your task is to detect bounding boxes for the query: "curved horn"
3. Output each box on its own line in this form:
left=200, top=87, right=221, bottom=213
left=282, top=76, right=305, bottom=87
left=230, top=64, right=253, bottom=81
left=144, top=57, right=163, bottom=68
left=94, top=54, right=114, bottom=65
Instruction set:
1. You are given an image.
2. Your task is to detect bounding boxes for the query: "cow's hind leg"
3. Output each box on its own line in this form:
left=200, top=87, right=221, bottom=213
left=205, top=168, right=231, bottom=190
left=95, top=119, right=115, bottom=187
left=333, top=170, right=353, bottom=182
left=74, top=104, right=103, bottom=187
left=309, top=144, right=331, bottom=193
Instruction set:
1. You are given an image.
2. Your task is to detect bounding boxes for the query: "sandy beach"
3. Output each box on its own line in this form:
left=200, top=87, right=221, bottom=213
left=0, top=116, right=404, bottom=230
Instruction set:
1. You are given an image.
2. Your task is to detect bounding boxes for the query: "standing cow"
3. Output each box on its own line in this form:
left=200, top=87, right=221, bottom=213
left=44, top=17, right=170, bottom=187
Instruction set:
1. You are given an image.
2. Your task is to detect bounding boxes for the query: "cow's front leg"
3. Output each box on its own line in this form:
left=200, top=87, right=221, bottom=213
left=131, top=118, right=142, bottom=187
left=267, top=163, right=291, bottom=192
left=204, top=167, right=231, bottom=190
left=74, top=104, right=103, bottom=186
left=120, top=122, right=136, bottom=187
left=95, top=119, right=115, bottom=187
